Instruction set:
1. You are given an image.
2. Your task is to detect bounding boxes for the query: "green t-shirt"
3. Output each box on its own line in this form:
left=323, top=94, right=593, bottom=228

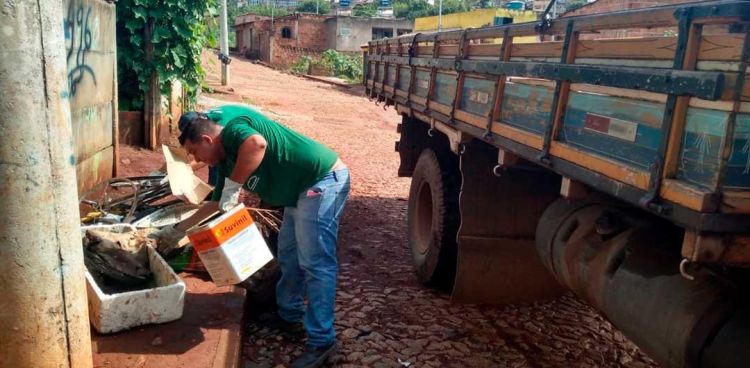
left=208, top=104, right=339, bottom=207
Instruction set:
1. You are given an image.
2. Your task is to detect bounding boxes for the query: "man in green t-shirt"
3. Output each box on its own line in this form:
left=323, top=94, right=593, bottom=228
left=156, top=105, right=349, bottom=367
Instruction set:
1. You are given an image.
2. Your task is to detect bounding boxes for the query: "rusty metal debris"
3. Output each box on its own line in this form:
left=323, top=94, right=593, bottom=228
left=79, top=175, right=282, bottom=288
left=80, top=175, right=173, bottom=225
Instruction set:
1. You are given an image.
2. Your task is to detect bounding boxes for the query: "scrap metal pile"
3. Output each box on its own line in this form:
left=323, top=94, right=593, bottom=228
left=79, top=174, right=282, bottom=293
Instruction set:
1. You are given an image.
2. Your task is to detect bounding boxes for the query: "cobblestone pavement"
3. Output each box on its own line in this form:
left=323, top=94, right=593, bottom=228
left=201, top=54, right=658, bottom=368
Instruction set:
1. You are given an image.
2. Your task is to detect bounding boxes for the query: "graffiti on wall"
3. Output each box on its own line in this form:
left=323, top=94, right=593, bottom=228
left=64, top=2, right=97, bottom=97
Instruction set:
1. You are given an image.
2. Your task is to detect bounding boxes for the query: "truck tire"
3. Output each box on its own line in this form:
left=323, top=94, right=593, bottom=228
left=407, top=148, right=460, bottom=288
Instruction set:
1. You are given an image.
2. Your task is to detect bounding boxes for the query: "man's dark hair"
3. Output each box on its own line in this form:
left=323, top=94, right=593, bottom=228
left=178, top=111, right=218, bottom=145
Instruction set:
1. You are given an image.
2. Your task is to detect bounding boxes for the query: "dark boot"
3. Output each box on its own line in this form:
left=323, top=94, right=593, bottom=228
left=291, top=342, right=337, bottom=368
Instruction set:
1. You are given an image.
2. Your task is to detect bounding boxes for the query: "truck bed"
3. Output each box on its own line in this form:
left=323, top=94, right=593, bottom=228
left=365, top=0, right=750, bottom=233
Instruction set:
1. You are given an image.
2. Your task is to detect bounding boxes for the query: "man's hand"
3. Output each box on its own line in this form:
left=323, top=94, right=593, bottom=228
left=151, top=225, right=187, bottom=255
left=219, top=178, right=243, bottom=212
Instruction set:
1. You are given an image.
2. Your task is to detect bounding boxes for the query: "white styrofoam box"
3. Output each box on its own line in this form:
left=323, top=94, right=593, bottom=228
left=83, top=225, right=185, bottom=334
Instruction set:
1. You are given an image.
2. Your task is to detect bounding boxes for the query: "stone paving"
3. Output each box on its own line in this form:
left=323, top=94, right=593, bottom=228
left=199, top=54, right=658, bottom=368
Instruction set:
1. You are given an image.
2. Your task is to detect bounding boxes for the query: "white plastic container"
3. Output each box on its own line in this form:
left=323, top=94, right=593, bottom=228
left=186, top=205, right=273, bottom=286
left=83, top=225, right=185, bottom=334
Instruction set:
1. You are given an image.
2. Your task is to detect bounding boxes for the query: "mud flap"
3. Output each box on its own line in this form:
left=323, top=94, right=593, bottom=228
left=451, top=141, right=564, bottom=304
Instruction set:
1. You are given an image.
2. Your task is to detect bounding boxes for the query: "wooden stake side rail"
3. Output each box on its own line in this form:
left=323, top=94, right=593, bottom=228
left=369, top=0, right=750, bottom=46
left=366, top=0, right=750, bottom=232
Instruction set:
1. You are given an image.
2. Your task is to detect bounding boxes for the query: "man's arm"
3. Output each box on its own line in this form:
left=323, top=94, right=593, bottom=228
left=228, top=134, right=267, bottom=184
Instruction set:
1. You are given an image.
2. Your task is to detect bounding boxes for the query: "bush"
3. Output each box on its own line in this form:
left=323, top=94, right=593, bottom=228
left=291, top=55, right=313, bottom=74
left=317, top=49, right=363, bottom=83
left=290, top=50, right=363, bottom=84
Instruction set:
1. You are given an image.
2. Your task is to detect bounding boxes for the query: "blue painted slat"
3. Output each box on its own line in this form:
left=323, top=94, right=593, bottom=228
left=676, top=108, right=728, bottom=189
left=499, top=82, right=553, bottom=134
left=398, top=67, right=411, bottom=91
left=387, top=65, right=397, bottom=85
left=414, top=69, right=431, bottom=97
left=722, top=113, right=750, bottom=189
left=461, top=77, right=495, bottom=116
left=434, top=73, right=457, bottom=106
left=561, top=92, right=665, bottom=169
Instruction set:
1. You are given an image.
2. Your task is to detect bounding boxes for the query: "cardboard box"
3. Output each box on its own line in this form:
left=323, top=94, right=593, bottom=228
left=162, top=144, right=213, bottom=204
left=186, top=205, right=273, bottom=286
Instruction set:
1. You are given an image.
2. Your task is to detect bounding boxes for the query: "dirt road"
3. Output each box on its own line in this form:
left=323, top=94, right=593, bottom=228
left=198, top=53, right=657, bottom=368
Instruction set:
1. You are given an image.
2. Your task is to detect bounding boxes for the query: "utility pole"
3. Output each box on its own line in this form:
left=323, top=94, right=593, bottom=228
left=316, top=0, right=319, bottom=14
left=438, top=0, right=443, bottom=31
left=220, top=0, right=231, bottom=85
left=0, top=1, right=92, bottom=367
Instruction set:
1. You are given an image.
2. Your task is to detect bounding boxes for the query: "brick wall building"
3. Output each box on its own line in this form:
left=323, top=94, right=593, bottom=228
left=271, top=14, right=330, bottom=67
left=236, top=13, right=413, bottom=67
left=235, top=13, right=330, bottom=67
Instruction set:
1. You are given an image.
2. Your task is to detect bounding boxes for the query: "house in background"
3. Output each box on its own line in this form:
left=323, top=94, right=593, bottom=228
left=235, top=13, right=412, bottom=66
left=328, top=16, right=412, bottom=52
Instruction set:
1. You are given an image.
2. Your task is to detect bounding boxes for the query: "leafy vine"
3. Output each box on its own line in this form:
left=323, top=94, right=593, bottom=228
left=116, top=0, right=217, bottom=110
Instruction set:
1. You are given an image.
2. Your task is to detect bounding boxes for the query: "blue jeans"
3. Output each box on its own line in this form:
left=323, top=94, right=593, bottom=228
left=276, top=168, right=350, bottom=347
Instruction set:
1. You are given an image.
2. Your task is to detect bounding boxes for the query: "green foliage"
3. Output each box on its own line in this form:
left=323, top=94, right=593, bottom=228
left=440, top=0, right=470, bottom=15
left=291, top=55, right=313, bottom=74
left=391, top=0, right=469, bottom=20
left=394, top=0, right=435, bottom=19
left=227, top=2, right=290, bottom=20
left=353, top=2, right=378, bottom=17
left=296, top=0, right=332, bottom=14
left=116, top=0, right=217, bottom=111
left=318, top=50, right=363, bottom=83
left=292, top=50, right=363, bottom=84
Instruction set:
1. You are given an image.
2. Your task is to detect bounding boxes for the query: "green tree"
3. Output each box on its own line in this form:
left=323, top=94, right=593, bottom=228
left=296, top=0, right=332, bottom=14
left=233, top=5, right=290, bottom=18
left=393, top=0, right=435, bottom=19
left=441, top=0, right=469, bottom=14
left=392, top=0, right=470, bottom=20
left=353, top=2, right=377, bottom=17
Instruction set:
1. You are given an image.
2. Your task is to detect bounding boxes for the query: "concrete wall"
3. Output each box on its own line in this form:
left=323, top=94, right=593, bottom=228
left=1, top=1, right=93, bottom=366
left=415, top=8, right=535, bottom=32
left=64, top=0, right=117, bottom=194
left=329, top=16, right=413, bottom=53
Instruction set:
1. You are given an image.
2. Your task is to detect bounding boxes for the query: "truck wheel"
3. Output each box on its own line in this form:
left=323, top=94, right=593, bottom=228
left=407, top=148, right=460, bottom=288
